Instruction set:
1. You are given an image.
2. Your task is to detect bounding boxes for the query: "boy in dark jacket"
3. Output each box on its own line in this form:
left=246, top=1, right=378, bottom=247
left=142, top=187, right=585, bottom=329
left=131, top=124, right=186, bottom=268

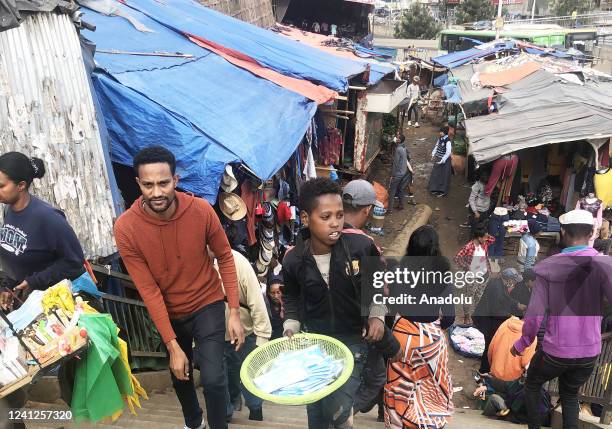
left=282, top=178, right=390, bottom=429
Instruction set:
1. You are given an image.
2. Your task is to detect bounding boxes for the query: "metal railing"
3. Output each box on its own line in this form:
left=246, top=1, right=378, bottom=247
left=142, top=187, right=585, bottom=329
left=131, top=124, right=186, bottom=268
left=101, top=293, right=167, bottom=360
left=548, top=332, right=612, bottom=424
left=505, top=12, right=612, bottom=28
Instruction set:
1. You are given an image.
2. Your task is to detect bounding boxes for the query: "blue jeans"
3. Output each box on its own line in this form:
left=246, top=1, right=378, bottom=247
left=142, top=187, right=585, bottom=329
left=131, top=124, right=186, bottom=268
left=225, top=334, right=263, bottom=418
left=306, top=339, right=368, bottom=429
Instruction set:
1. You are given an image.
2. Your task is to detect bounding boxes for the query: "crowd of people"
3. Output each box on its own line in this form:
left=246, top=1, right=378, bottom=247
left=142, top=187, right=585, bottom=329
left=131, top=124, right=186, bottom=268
left=1, top=142, right=611, bottom=429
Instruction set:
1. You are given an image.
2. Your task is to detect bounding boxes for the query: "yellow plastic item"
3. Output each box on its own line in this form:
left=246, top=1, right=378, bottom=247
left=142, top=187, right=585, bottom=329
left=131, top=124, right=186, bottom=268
left=41, top=281, right=148, bottom=420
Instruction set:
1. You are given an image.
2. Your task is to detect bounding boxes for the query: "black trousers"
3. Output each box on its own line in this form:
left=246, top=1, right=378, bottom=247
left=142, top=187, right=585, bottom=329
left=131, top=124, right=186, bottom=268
left=525, top=350, right=596, bottom=429
left=473, top=316, right=505, bottom=374
left=170, top=301, right=227, bottom=429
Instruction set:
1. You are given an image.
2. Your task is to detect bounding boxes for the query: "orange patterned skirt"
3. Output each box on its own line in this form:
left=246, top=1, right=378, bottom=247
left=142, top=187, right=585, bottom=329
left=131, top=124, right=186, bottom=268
left=384, top=318, right=454, bottom=429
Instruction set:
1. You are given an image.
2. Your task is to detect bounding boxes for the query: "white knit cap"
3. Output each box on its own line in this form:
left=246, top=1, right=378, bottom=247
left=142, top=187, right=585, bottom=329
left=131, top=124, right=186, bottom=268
left=559, top=209, right=594, bottom=226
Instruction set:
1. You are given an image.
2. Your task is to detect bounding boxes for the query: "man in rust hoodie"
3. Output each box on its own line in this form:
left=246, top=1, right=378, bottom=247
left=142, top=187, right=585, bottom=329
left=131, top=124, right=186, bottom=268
left=114, top=146, right=244, bottom=429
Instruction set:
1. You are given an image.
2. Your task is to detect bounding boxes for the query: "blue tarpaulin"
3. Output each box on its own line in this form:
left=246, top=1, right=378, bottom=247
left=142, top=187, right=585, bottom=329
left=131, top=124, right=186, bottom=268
left=432, top=39, right=583, bottom=69
left=115, top=0, right=379, bottom=92
left=83, top=2, right=317, bottom=202
left=432, top=42, right=515, bottom=69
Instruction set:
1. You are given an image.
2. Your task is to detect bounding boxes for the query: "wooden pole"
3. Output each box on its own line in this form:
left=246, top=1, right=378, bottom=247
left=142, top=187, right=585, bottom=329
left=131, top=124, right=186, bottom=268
left=321, top=109, right=355, bottom=115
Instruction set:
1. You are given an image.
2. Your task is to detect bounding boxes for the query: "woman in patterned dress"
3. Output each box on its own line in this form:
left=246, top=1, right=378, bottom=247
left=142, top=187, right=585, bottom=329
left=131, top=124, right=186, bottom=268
left=384, top=226, right=455, bottom=428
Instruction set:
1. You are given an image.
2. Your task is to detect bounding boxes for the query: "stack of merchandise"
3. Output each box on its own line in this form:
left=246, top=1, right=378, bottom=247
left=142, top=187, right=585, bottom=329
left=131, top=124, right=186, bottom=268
left=0, top=336, right=28, bottom=387
left=503, top=220, right=529, bottom=234
left=449, top=326, right=485, bottom=358
left=0, top=280, right=88, bottom=390
left=253, top=345, right=344, bottom=396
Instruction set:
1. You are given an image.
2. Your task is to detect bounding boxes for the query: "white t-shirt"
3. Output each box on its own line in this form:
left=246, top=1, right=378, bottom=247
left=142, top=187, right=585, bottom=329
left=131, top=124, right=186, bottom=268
left=470, top=245, right=488, bottom=276
left=313, top=253, right=332, bottom=286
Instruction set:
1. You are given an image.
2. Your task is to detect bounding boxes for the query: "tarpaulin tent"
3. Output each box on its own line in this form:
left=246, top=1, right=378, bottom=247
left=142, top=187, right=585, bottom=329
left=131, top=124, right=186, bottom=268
left=83, top=1, right=318, bottom=202
left=465, top=70, right=612, bottom=163
left=273, top=25, right=396, bottom=85
left=432, top=41, right=516, bottom=69
left=432, top=39, right=582, bottom=70
left=101, top=0, right=380, bottom=92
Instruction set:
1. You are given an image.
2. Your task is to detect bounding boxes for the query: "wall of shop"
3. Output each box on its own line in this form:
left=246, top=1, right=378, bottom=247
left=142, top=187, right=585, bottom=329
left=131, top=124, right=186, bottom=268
left=198, top=0, right=275, bottom=27
left=0, top=13, right=117, bottom=258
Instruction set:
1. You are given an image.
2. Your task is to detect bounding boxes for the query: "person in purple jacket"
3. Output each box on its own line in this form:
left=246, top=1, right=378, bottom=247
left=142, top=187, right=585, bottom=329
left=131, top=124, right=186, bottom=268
left=510, top=209, right=612, bottom=429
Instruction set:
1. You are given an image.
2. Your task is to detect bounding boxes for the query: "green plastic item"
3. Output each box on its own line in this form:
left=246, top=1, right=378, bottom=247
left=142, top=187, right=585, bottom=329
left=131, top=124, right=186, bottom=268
left=240, top=333, right=354, bottom=406
left=71, top=314, right=133, bottom=422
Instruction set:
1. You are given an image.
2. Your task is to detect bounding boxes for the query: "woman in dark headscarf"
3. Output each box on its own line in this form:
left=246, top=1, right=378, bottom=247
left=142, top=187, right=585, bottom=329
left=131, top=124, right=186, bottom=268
left=384, top=226, right=455, bottom=429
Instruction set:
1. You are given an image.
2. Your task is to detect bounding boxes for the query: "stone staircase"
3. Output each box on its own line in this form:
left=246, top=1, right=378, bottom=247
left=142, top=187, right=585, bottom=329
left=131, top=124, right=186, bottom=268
left=23, top=389, right=524, bottom=429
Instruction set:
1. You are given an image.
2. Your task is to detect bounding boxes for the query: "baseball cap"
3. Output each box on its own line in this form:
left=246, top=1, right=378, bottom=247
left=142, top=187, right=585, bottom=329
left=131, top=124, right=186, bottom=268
left=342, top=180, right=377, bottom=207
left=559, top=209, right=594, bottom=226
left=501, top=267, right=523, bottom=283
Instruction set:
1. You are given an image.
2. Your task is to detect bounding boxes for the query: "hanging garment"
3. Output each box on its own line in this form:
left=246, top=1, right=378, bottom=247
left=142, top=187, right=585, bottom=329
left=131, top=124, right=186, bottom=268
left=485, top=154, right=519, bottom=197
left=240, top=180, right=258, bottom=246
left=488, top=213, right=509, bottom=258
left=303, top=144, right=317, bottom=180
left=576, top=197, right=603, bottom=246
left=560, top=169, right=572, bottom=207
left=565, top=174, right=576, bottom=212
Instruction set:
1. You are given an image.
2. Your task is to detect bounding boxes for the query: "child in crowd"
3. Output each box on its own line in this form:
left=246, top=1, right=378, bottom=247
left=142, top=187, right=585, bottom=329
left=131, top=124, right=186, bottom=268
left=282, top=177, right=392, bottom=429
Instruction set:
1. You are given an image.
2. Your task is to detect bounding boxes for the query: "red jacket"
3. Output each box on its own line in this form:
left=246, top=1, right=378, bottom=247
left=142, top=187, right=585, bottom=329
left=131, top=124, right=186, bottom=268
left=454, top=236, right=495, bottom=271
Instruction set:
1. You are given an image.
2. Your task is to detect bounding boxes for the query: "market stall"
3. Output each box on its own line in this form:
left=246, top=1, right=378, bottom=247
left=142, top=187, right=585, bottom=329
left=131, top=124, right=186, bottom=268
left=0, top=280, right=147, bottom=422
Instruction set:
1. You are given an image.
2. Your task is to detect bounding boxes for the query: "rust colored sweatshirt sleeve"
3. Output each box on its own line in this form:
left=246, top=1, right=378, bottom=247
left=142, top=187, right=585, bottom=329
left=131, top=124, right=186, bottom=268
left=114, top=222, right=177, bottom=344
left=202, top=201, right=240, bottom=309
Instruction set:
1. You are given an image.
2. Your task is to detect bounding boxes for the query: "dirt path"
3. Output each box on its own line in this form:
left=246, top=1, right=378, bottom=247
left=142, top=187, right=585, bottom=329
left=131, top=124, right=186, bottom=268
left=367, top=122, right=481, bottom=408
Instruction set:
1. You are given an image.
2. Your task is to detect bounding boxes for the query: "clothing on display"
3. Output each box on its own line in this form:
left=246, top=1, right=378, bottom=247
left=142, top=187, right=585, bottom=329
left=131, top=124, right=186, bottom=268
left=449, top=325, right=485, bottom=358
left=486, top=154, right=518, bottom=197
left=488, top=212, right=509, bottom=258
left=595, top=168, right=612, bottom=206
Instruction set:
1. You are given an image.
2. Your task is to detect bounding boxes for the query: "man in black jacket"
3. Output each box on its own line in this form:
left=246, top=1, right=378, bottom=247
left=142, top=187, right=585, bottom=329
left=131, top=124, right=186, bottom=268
left=282, top=178, right=390, bottom=429
left=341, top=179, right=399, bottom=422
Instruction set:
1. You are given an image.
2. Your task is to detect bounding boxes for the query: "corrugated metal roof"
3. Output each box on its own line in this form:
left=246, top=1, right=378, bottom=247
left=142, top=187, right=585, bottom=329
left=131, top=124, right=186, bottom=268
left=0, top=12, right=117, bottom=257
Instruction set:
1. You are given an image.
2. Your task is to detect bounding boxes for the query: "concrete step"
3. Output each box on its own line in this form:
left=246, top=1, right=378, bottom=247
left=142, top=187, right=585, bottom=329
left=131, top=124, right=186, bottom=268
left=24, top=393, right=524, bottom=429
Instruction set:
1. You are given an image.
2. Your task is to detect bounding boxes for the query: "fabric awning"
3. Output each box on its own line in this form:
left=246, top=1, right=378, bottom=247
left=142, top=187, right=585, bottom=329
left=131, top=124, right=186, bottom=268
left=466, top=70, right=612, bottom=163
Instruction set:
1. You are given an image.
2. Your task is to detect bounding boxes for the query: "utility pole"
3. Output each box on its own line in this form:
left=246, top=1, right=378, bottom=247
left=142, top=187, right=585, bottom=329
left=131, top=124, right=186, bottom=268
left=531, top=0, right=537, bottom=21
left=495, top=0, right=504, bottom=40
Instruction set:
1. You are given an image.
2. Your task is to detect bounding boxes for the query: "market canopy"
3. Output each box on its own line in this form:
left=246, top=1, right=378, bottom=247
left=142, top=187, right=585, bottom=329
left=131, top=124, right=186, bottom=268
left=83, top=1, right=318, bottom=202
left=432, top=41, right=516, bottom=69
left=465, top=70, right=612, bottom=163
left=92, top=0, right=377, bottom=92
left=432, top=39, right=583, bottom=70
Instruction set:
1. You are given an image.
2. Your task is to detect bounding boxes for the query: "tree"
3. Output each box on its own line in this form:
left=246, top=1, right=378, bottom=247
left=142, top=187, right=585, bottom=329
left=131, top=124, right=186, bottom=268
left=453, top=0, right=495, bottom=24
left=394, top=3, right=441, bottom=40
left=549, top=0, right=591, bottom=16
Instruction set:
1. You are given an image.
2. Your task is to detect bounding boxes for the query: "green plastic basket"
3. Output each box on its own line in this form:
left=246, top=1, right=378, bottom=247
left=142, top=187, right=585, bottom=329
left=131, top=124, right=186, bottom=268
left=240, top=333, right=354, bottom=405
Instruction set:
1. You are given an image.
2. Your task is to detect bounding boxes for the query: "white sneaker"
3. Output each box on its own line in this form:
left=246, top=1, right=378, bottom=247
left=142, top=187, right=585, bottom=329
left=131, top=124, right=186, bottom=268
left=414, top=122, right=420, bottom=128
left=407, top=121, right=412, bottom=127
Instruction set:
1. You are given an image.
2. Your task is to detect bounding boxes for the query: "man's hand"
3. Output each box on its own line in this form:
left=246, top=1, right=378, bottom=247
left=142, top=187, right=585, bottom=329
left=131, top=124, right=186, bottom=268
left=364, top=317, right=385, bottom=342
left=0, top=291, right=13, bottom=311
left=283, top=329, right=294, bottom=338
left=517, top=303, right=527, bottom=312
left=510, top=345, right=522, bottom=357
left=227, top=309, right=245, bottom=351
left=473, top=386, right=487, bottom=398
left=167, top=339, right=190, bottom=381
left=14, top=280, right=28, bottom=292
